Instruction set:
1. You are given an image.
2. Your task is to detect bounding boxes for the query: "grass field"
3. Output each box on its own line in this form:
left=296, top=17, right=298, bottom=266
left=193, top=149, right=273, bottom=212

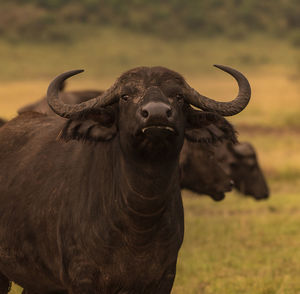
left=0, top=26, right=300, bottom=81
left=173, top=189, right=300, bottom=294
left=1, top=31, right=300, bottom=293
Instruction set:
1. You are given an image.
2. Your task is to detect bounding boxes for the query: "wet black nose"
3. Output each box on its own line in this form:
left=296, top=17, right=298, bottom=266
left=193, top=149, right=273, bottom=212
left=141, top=102, right=172, bottom=119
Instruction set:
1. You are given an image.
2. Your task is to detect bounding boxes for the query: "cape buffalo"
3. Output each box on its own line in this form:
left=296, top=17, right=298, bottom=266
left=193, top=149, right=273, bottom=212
left=18, top=90, right=234, bottom=201
left=215, top=141, right=269, bottom=200
left=18, top=88, right=267, bottom=201
left=181, top=140, right=269, bottom=200
left=180, top=140, right=233, bottom=201
left=0, top=65, right=250, bottom=293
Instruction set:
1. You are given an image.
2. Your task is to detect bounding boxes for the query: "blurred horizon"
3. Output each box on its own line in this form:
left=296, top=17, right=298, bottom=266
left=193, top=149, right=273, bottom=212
left=0, top=0, right=299, bottom=80
left=1, top=0, right=300, bottom=41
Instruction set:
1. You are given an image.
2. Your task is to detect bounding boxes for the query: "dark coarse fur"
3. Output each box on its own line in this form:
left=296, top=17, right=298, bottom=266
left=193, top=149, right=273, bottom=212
left=0, top=112, right=183, bottom=294
left=0, top=66, right=240, bottom=294
left=180, top=138, right=269, bottom=201
left=214, top=141, right=270, bottom=200
left=180, top=140, right=232, bottom=201
left=18, top=89, right=237, bottom=199
left=18, top=85, right=236, bottom=201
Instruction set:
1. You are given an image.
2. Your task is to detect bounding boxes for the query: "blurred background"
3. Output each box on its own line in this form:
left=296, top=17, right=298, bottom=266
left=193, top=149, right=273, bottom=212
left=0, top=0, right=300, bottom=293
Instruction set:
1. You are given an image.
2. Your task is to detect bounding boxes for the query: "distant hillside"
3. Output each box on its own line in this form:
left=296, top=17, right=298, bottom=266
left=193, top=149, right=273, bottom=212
left=0, top=0, right=300, bottom=43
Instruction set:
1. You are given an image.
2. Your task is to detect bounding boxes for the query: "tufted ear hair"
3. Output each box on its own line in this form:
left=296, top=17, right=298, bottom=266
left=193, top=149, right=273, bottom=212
left=59, top=106, right=117, bottom=142
left=184, top=107, right=237, bottom=144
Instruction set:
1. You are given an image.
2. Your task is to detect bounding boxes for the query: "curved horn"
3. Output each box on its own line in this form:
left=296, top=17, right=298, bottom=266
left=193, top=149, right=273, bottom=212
left=186, top=65, right=251, bottom=116
left=47, top=70, right=118, bottom=119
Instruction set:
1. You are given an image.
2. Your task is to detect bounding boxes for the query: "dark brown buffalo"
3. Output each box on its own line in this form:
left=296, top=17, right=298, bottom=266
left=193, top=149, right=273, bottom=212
left=180, top=140, right=233, bottom=201
left=0, top=119, right=6, bottom=127
left=18, top=90, right=234, bottom=201
left=18, top=87, right=267, bottom=201
left=18, top=91, right=269, bottom=201
left=0, top=65, right=250, bottom=294
left=215, top=141, right=269, bottom=199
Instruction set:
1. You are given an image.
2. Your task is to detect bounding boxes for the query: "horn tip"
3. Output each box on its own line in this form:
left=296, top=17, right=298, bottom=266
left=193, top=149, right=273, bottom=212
left=213, top=64, right=226, bottom=70
left=73, top=69, right=84, bottom=74
left=66, top=69, right=84, bottom=76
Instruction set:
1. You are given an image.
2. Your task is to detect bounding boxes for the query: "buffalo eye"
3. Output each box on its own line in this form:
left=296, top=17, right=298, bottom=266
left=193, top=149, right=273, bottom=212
left=176, top=93, right=184, bottom=101
left=230, top=162, right=238, bottom=169
left=121, top=94, right=130, bottom=101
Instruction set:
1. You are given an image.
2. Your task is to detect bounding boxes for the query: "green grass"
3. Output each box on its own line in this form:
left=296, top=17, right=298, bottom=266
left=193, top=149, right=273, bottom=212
left=9, top=284, right=22, bottom=294
left=173, top=189, right=300, bottom=294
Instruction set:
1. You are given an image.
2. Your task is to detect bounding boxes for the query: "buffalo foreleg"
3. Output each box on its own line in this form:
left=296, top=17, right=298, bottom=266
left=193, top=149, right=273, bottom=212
left=0, top=273, right=10, bottom=294
left=155, top=262, right=177, bottom=294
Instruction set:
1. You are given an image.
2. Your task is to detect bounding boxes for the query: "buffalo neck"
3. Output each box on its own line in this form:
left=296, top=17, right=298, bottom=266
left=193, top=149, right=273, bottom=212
left=120, top=150, right=179, bottom=197
left=114, top=144, right=181, bottom=248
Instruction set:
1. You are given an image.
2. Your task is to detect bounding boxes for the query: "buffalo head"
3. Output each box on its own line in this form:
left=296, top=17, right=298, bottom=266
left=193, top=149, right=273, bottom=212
left=47, top=65, right=251, bottom=162
left=229, top=142, right=269, bottom=199
left=217, top=141, right=269, bottom=200
left=180, top=140, right=233, bottom=201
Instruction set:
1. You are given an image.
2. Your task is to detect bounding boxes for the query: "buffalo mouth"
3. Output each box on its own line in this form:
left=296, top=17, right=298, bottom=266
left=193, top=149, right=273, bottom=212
left=137, top=125, right=178, bottom=137
left=142, top=125, right=176, bottom=134
left=211, top=192, right=226, bottom=201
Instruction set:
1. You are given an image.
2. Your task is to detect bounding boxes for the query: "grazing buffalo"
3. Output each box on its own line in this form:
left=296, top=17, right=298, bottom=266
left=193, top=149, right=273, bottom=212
left=0, top=65, right=250, bottom=293
left=215, top=141, right=269, bottom=199
left=180, top=140, right=233, bottom=201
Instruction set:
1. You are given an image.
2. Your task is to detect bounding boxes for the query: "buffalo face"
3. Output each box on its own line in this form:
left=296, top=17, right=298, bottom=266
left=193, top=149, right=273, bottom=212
left=180, top=141, right=233, bottom=201
left=217, top=141, right=269, bottom=200
left=229, top=142, right=269, bottom=200
left=46, top=65, right=251, bottom=163
left=117, top=67, right=188, bottom=161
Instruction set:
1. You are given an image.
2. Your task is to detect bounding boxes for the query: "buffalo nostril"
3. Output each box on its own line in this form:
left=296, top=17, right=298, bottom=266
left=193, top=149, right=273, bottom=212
left=141, top=109, right=149, bottom=118
left=141, top=102, right=172, bottom=119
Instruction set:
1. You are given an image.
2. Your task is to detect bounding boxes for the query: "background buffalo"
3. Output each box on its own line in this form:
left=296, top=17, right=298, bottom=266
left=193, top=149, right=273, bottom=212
left=215, top=141, right=269, bottom=200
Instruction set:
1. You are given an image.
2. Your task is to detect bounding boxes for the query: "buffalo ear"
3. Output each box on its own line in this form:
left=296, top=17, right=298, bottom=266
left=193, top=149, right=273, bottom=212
left=59, top=107, right=117, bottom=142
left=185, top=109, right=237, bottom=144
left=230, top=142, right=255, bottom=157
